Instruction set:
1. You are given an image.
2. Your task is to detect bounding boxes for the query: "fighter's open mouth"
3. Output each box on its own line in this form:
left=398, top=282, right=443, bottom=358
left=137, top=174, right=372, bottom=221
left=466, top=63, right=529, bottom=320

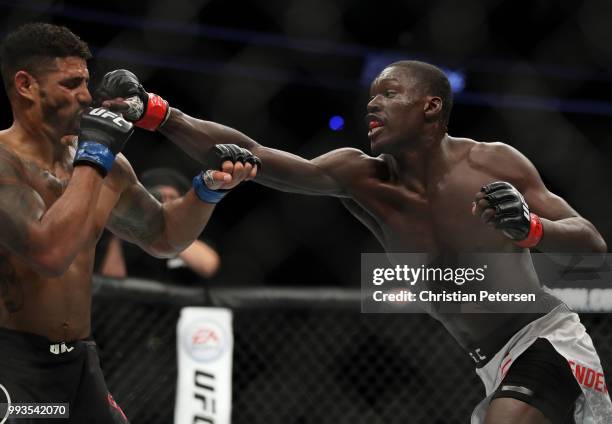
left=369, top=120, right=383, bottom=130
left=368, top=123, right=385, bottom=140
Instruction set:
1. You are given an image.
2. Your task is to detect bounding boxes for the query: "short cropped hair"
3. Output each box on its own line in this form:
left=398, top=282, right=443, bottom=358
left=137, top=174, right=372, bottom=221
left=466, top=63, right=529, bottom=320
left=388, top=60, right=453, bottom=126
left=0, top=23, right=92, bottom=92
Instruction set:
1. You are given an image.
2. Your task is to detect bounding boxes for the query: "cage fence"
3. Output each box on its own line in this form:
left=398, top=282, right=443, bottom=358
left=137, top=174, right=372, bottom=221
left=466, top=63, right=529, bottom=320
left=91, top=278, right=612, bottom=424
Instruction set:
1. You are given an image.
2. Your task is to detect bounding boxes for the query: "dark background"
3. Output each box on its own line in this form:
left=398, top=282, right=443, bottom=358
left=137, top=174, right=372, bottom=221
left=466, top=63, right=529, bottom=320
left=1, top=0, right=611, bottom=287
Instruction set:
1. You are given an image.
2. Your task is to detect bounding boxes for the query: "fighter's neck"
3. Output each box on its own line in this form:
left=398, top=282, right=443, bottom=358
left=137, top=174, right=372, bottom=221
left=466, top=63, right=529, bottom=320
left=4, top=119, right=72, bottom=169
left=390, top=133, right=449, bottom=181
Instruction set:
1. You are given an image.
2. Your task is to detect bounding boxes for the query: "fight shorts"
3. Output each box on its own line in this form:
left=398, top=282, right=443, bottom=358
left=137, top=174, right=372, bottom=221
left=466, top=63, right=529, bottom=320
left=0, top=327, right=129, bottom=423
left=471, top=304, right=612, bottom=424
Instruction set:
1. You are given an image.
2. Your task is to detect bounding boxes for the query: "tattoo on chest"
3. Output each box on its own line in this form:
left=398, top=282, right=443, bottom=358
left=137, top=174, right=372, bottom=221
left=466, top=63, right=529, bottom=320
left=45, top=173, right=69, bottom=198
left=0, top=257, right=23, bottom=313
left=25, top=162, right=70, bottom=200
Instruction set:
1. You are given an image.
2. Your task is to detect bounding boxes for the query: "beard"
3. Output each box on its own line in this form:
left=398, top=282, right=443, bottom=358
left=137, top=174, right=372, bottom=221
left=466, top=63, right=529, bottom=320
left=67, top=113, right=82, bottom=135
left=40, top=94, right=82, bottom=135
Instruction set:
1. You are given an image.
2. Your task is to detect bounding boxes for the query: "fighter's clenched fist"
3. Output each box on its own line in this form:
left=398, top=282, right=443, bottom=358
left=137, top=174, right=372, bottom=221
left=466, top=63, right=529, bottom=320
left=192, top=144, right=260, bottom=203
left=95, top=69, right=169, bottom=131
left=473, top=181, right=543, bottom=248
left=74, top=107, right=134, bottom=177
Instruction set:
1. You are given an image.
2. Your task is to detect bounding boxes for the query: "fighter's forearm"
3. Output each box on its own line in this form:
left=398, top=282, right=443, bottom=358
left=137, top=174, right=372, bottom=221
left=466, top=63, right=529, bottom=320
left=537, top=217, right=607, bottom=253
left=160, top=108, right=257, bottom=163
left=152, top=190, right=216, bottom=257
left=32, top=166, right=104, bottom=275
left=160, top=108, right=344, bottom=196
left=107, top=177, right=213, bottom=258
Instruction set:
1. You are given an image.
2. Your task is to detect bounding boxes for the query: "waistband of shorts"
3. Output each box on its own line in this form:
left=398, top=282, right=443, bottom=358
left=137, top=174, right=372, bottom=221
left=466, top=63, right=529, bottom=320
left=467, top=312, right=546, bottom=368
left=467, top=293, right=565, bottom=368
left=0, top=327, right=95, bottom=359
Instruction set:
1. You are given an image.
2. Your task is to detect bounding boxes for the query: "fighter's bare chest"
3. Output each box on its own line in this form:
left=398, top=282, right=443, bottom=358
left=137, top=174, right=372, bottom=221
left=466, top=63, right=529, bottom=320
left=349, top=168, right=496, bottom=251
left=25, top=164, right=119, bottom=238
left=28, top=168, right=69, bottom=205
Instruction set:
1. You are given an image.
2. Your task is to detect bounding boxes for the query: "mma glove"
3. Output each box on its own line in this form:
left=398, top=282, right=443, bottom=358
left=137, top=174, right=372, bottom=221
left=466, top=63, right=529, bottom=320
left=73, top=107, right=134, bottom=177
left=95, top=69, right=169, bottom=131
left=213, top=144, right=262, bottom=169
left=480, top=181, right=543, bottom=248
left=192, top=144, right=261, bottom=204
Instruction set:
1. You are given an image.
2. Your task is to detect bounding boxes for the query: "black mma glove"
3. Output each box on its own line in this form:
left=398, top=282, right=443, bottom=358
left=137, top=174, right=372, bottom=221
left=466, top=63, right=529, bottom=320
left=213, top=144, right=262, bottom=169
left=480, top=181, right=543, bottom=248
left=192, top=144, right=261, bottom=204
left=73, top=107, right=134, bottom=177
left=95, top=69, right=169, bottom=131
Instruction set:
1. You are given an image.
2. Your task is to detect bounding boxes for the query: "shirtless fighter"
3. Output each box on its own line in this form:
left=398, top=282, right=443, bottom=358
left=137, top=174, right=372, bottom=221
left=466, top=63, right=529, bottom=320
left=98, top=61, right=611, bottom=423
left=0, top=23, right=258, bottom=423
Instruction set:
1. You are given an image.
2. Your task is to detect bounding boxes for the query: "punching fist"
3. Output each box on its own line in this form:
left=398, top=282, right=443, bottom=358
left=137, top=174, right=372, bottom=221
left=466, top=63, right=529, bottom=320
left=212, top=144, right=262, bottom=170
left=73, top=107, right=134, bottom=177
left=192, top=144, right=260, bottom=204
left=473, top=181, right=543, bottom=248
left=95, top=69, right=169, bottom=131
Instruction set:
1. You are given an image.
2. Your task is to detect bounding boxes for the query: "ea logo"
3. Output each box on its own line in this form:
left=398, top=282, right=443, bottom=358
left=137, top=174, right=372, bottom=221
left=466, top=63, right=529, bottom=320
left=182, top=320, right=228, bottom=362
left=0, top=383, right=11, bottom=424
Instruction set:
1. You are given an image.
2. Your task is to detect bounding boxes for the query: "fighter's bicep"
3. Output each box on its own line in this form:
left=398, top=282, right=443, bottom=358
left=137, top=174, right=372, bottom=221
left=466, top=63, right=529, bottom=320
left=251, top=147, right=357, bottom=196
left=523, top=187, right=578, bottom=221
left=505, top=153, right=578, bottom=221
left=473, top=142, right=575, bottom=220
left=107, top=180, right=165, bottom=248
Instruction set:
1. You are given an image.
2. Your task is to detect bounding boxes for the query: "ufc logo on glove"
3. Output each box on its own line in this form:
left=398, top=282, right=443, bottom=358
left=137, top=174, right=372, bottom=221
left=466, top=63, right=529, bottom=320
left=88, top=108, right=130, bottom=128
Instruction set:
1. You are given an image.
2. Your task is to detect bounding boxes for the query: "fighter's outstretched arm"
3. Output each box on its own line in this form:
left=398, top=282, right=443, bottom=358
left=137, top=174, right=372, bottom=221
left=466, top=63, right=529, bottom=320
left=96, top=69, right=360, bottom=197
left=107, top=153, right=254, bottom=258
left=472, top=142, right=606, bottom=253
left=160, top=108, right=358, bottom=197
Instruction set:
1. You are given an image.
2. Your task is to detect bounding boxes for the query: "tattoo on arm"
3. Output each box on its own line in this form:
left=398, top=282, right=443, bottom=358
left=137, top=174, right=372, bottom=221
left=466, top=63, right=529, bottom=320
left=107, top=181, right=166, bottom=248
left=0, top=147, right=46, bottom=257
left=0, top=148, right=39, bottom=313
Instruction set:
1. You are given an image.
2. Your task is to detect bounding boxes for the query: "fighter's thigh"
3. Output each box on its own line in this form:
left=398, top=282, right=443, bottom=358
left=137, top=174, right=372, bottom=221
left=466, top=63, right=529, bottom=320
left=484, top=397, right=552, bottom=424
left=69, top=344, right=129, bottom=423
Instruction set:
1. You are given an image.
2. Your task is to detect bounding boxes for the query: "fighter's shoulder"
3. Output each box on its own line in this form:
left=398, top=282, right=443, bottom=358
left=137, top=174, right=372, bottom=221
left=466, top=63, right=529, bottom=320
left=316, top=147, right=372, bottom=161
left=467, top=140, right=524, bottom=161
left=0, top=141, right=28, bottom=181
left=466, top=139, right=534, bottom=181
left=313, top=147, right=382, bottom=178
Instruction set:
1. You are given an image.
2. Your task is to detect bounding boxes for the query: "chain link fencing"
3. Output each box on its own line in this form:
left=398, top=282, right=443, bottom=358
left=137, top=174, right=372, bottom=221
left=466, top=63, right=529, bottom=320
left=91, top=278, right=612, bottom=424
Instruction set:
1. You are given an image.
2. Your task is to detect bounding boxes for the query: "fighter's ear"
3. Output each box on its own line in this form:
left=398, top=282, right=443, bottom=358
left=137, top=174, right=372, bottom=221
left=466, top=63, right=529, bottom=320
left=13, top=70, right=38, bottom=101
left=423, top=96, right=443, bottom=122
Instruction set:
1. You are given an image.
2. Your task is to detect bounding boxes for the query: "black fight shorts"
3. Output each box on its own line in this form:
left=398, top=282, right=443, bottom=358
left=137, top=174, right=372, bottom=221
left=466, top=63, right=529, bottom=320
left=0, top=327, right=129, bottom=423
left=492, top=337, right=582, bottom=424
